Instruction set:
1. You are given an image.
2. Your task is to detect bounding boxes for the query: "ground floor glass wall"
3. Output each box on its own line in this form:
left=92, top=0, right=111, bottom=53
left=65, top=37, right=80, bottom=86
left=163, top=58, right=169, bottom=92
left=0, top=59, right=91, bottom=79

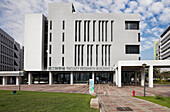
left=53, top=73, right=70, bottom=84
left=32, top=72, right=49, bottom=84
left=73, top=72, right=92, bottom=84
left=0, top=76, right=2, bottom=84
left=95, top=72, right=113, bottom=84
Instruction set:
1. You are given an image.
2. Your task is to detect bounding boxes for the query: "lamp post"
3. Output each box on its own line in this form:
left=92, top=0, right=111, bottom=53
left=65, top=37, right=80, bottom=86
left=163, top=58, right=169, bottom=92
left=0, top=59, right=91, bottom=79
left=19, top=70, right=25, bottom=91
left=142, top=63, right=146, bottom=97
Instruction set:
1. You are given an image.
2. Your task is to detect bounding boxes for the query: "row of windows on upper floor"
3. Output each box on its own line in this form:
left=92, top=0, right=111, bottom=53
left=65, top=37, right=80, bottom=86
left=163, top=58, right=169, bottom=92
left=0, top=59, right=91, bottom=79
left=0, top=45, right=14, bottom=57
left=49, top=20, right=140, bottom=43
left=0, top=65, right=13, bottom=71
left=0, top=55, right=14, bottom=66
left=48, top=44, right=140, bottom=67
left=0, top=34, right=14, bottom=49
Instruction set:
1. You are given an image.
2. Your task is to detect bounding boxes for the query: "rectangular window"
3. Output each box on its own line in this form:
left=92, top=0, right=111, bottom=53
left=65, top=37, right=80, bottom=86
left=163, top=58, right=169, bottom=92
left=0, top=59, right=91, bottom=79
left=96, top=45, right=98, bottom=66
left=98, top=21, right=100, bottom=41
left=49, top=45, right=52, bottom=54
left=90, top=45, right=93, bottom=66
left=75, top=21, right=77, bottom=42
left=50, top=33, right=52, bottom=42
left=62, top=45, right=64, bottom=54
left=105, top=21, right=107, bottom=41
left=126, top=45, right=140, bottom=54
left=102, top=21, right=104, bottom=41
left=63, top=21, right=65, bottom=30
left=111, top=21, right=113, bottom=41
left=75, top=45, right=77, bottom=66
left=102, top=45, right=104, bottom=66
left=108, top=45, right=110, bottom=66
left=62, top=33, right=64, bottom=42
left=81, top=45, right=84, bottom=66
left=93, top=21, right=96, bottom=42
left=87, top=45, right=89, bottom=66
left=125, top=21, right=139, bottom=30
left=79, top=21, right=81, bottom=42
left=62, top=57, right=64, bottom=66
left=139, top=57, right=141, bottom=60
left=138, top=33, right=140, bottom=42
left=84, top=21, right=86, bottom=42
left=78, top=45, right=80, bottom=66
left=105, top=45, right=107, bottom=66
left=50, top=21, right=52, bottom=30
left=49, top=57, right=51, bottom=66
left=87, top=21, right=90, bottom=42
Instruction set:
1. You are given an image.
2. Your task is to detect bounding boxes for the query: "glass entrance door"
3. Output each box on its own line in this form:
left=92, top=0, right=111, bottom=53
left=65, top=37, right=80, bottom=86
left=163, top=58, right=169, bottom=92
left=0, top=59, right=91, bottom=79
left=53, top=73, right=70, bottom=84
left=95, top=73, right=113, bottom=84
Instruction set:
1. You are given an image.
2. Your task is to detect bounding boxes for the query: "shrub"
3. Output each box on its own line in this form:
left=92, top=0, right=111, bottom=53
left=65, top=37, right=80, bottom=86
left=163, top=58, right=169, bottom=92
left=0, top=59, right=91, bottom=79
left=154, top=95, right=163, bottom=100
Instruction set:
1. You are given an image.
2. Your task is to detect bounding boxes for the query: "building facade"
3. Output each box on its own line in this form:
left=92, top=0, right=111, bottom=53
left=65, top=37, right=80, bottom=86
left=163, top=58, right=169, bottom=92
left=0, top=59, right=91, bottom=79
left=24, top=3, right=140, bottom=85
left=0, top=28, right=24, bottom=85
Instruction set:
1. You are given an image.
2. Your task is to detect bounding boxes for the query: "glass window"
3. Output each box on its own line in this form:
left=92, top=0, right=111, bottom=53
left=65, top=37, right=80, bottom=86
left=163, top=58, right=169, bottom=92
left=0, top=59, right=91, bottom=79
left=73, top=73, right=92, bottom=84
left=50, top=21, right=52, bottom=30
left=50, top=33, right=52, bottom=42
left=125, top=21, right=139, bottom=30
left=62, top=45, right=64, bottom=54
left=63, top=21, right=65, bottom=30
left=138, top=33, right=140, bottom=42
left=49, top=45, right=51, bottom=54
left=49, top=57, right=51, bottom=66
left=126, top=45, right=140, bottom=54
left=62, top=57, right=64, bottom=66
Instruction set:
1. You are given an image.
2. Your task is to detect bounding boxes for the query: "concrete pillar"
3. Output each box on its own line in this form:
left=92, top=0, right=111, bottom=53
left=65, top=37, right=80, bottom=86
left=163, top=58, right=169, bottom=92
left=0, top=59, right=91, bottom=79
left=118, top=65, right=121, bottom=87
left=115, top=68, right=118, bottom=85
left=16, top=76, right=19, bottom=85
left=135, top=72, right=137, bottom=84
left=92, top=71, right=94, bottom=80
left=149, top=65, right=153, bottom=88
left=2, top=76, right=7, bottom=85
left=28, top=72, right=32, bottom=85
left=141, top=68, right=144, bottom=86
left=49, top=72, right=53, bottom=85
left=70, top=72, right=73, bottom=85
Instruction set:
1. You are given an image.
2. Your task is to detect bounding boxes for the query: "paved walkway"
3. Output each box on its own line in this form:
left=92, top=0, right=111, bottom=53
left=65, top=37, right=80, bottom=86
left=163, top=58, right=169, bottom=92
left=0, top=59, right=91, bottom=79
left=0, top=84, right=170, bottom=111
left=99, top=95, right=170, bottom=112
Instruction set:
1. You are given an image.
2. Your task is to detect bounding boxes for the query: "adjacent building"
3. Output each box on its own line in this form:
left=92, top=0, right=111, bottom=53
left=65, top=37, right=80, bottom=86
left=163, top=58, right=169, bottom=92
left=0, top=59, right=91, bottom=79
left=0, top=28, right=24, bottom=85
left=24, top=3, right=140, bottom=86
left=155, top=26, right=170, bottom=60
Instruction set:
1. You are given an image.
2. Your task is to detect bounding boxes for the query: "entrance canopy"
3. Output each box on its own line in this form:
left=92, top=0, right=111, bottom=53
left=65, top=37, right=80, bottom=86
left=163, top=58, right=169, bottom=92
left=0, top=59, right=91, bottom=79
left=114, top=60, right=170, bottom=87
left=0, top=71, right=24, bottom=76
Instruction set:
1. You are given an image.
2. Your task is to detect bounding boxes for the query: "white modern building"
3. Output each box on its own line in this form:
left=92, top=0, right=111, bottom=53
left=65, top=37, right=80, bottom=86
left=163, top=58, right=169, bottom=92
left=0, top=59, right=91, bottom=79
left=24, top=3, right=141, bottom=86
left=0, top=28, right=24, bottom=85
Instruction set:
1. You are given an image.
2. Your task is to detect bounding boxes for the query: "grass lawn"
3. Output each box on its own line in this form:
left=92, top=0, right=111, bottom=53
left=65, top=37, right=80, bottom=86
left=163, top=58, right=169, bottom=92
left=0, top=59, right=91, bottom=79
left=0, top=90, right=99, bottom=112
left=135, top=96, right=170, bottom=108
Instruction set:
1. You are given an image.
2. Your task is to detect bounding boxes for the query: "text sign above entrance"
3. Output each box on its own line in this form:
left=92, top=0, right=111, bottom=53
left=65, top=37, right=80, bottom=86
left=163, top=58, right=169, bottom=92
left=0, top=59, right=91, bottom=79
left=48, top=67, right=114, bottom=71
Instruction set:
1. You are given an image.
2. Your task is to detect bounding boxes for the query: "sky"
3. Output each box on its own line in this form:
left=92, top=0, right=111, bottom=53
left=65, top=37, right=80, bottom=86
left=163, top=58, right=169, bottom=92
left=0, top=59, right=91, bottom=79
left=0, top=0, right=169, bottom=60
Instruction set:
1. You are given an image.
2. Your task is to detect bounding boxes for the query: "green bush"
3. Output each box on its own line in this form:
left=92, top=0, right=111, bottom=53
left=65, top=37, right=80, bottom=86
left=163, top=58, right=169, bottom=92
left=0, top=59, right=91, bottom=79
left=154, top=95, right=163, bottom=100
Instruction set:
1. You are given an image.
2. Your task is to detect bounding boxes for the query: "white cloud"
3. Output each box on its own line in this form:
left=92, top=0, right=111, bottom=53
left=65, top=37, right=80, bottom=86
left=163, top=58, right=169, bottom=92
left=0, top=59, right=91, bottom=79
left=159, top=8, right=170, bottom=24
left=140, top=21, right=147, bottom=31
left=149, top=2, right=164, bottom=14
left=137, top=0, right=153, bottom=7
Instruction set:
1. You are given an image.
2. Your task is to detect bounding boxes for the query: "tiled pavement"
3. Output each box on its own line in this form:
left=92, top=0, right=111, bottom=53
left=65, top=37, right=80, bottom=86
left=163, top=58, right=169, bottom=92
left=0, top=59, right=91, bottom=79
left=0, top=84, right=170, bottom=111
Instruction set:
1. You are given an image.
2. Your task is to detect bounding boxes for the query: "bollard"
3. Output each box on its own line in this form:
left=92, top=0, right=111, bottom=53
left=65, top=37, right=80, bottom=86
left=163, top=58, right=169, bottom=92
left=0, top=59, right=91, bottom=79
left=132, top=90, right=135, bottom=97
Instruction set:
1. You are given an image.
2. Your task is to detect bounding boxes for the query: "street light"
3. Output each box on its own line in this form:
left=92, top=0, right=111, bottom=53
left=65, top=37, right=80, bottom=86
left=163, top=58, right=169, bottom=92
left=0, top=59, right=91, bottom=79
left=19, top=70, right=25, bottom=91
left=142, top=63, right=146, bottom=97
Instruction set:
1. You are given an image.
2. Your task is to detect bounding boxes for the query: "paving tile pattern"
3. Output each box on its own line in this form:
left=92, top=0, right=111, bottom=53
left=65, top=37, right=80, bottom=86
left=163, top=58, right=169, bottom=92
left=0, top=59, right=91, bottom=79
left=99, top=95, right=170, bottom=112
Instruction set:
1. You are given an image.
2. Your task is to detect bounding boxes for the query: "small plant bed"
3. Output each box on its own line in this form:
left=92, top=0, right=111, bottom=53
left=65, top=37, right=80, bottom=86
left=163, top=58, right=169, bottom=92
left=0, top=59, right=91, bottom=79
left=135, top=95, right=170, bottom=108
left=0, top=90, right=99, bottom=112
left=153, top=80, right=170, bottom=85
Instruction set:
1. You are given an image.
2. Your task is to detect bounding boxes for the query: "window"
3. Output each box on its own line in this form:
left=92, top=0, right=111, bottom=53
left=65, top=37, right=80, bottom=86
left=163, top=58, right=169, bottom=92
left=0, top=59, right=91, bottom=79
left=102, top=21, right=104, bottom=41
left=79, top=21, right=81, bottom=42
left=139, top=57, right=141, bottom=60
left=87, top=45, right=89, bottom=66
left=102, top=45, right=104, bottom=66
left=105, top=21, right=108, bottom=41
left=78, top=45, right=80, bottom=66
left=96, top=45, right=98, bottom=66
left=63, top=21, right=65, bottom=30
left=108, top=45, right=110, bottom=66
left=75, top=21, right=77, bottom=41
left=126, top=45, right=140, bottom=54
left=81, top=45, right=84, bottom=66
left=105, top=45, right=107, bottom=66
left=62, top=33, right=64, bottom=42
left=49, top=45, right=52, bottom=54
left=49, top=57, right=51, bottom=66
left=75, top=45, right=77, bottom=66
left=50, top=21, right=52, bottom=30
left=138, top=33, right=140, bottom=42
left=84, top=21, right=86, bottom=42
left=62, top=57, right=64, bottom=66
left=90, top=45, right=93, bottom=66
left=87, top=21, right=90, bottom=42
left=50, top=33, right=52, bottom=42
left=125, top=21, right=139, bottom=30
left=93, top=21, right=96, bottom=42
left=62, top=45, right=64, bottom=54
left=98, top=21, right=101, bottom=41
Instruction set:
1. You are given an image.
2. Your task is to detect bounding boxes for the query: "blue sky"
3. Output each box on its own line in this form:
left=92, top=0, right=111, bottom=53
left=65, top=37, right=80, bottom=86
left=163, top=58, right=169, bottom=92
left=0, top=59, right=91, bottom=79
left=0, top=0, right=169, bottom=60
